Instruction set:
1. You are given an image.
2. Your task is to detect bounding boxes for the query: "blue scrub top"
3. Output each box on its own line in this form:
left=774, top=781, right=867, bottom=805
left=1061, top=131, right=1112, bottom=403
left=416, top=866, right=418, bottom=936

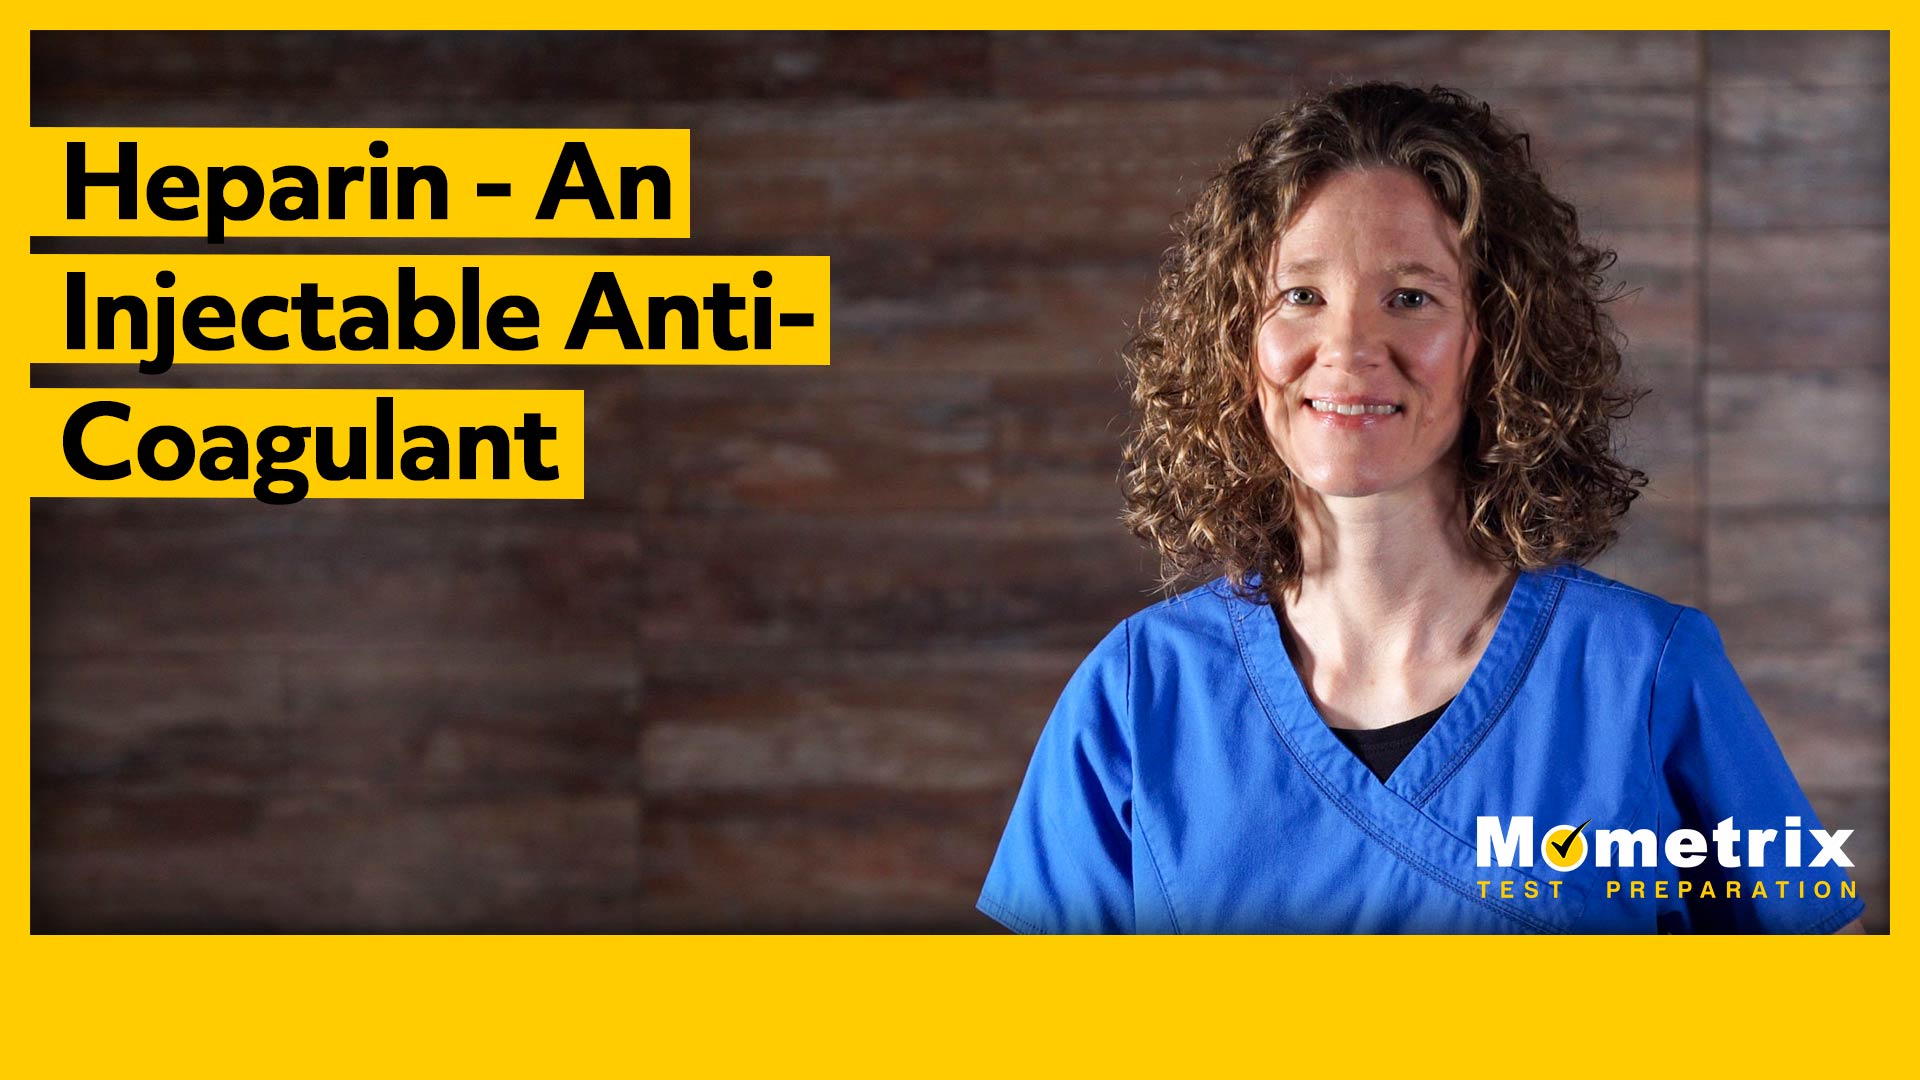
left=979, top=565, right=1865, bottom=934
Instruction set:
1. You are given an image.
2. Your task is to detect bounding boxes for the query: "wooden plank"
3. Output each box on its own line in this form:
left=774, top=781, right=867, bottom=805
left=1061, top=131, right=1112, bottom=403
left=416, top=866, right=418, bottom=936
left=1706, top=230, right=1887, bottom=370
left=641, top=646, right=1078, bottom=796
left=990, top=32, right=1699, bottom=96
left=638, top=786, right=1006, bottom=932
left=1490, top=91, right=1698, bottom=231
left=1707, top=508, right=1886, bottom=654
left=31, top=31, right=991, bottom=113
left=990, top=371, right=1131, bottom=513
left=1708, top=31, right=1888, bottom=87
left=32, top=505, right=640, bottom=652
left=1710, top=85, right=1888, bottom=229
left=650, top=92, right=1698, bottom=243
left=283, top=648, right=639, bottom=800
left=1706, top=369, right=1888, bottom=509
left=1738, top=647, right=1887, bottom=793
left=637, top=514, right=1157, bottom=651
left=33, top=792, right=640, bottom=932
left=830, top=247, right=1158, bottom=374
left=32, top=651, right=289, bottom=796
left=649, top=99, right=1271, bottom=253
left=603, top=368, right=995, bottom=515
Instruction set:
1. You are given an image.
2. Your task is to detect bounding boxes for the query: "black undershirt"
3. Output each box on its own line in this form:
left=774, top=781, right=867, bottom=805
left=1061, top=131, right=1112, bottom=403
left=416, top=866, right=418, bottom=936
left=1329, top=700, right=1451, bottom=783
left=1273, top=603, right=1452, bottom=782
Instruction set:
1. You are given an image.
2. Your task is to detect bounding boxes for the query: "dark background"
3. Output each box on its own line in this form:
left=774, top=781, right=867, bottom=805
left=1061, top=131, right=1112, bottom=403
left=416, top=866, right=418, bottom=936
left=29, top=31, right=1889, bottom=931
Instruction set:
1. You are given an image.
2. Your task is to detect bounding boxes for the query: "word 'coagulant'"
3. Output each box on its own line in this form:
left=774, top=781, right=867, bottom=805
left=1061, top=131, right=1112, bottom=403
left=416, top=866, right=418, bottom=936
left=62, top=395, right=560, bottom=504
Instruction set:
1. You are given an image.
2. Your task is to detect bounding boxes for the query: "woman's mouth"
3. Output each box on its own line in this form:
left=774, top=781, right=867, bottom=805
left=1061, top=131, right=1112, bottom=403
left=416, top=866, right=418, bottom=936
left=1305, top=398, right=1401, bottom=416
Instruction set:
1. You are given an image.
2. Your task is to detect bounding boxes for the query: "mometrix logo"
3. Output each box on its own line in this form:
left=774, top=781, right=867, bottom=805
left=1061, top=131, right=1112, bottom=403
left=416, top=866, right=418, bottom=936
left=1476, top=816, right=1854, bottom=871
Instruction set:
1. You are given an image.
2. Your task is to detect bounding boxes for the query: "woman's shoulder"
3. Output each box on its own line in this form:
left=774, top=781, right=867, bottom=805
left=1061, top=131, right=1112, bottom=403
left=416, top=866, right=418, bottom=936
left=1111, top=575, right=1254, bottom=640
left=1537, top=563, right=1691, bottom=624
left=1061, top=577, right=1252, bottom=684
left=1531, top=564, right=1742, bottom=670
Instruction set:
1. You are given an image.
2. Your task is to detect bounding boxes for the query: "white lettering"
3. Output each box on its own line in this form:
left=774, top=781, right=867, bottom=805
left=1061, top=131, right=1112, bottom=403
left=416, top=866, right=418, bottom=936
left=1595, top=828, right=1656, bottom=868
left=1810, top=828, right=1854, bottom=868
left=1476, top=816, right=1533, bottom=868
left=1712, top=817, right=1742, bottom=867
left=1665, top=829, right=1707, bottom=868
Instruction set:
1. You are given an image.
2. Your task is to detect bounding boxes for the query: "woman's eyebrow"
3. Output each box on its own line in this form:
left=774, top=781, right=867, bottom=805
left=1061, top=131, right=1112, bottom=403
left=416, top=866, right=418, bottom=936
left=1272, top=256, right=1456, bottom=288
left=1273, top=256, right=1327, bottom=277
left=1383, top=260, right=1456, bottom=287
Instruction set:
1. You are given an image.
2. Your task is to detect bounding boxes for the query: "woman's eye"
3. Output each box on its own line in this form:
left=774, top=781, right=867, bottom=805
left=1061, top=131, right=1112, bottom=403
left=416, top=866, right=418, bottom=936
left=1391, top=289, right=1431, bottom=309
left=1283, top=287, right=1318, bottom=306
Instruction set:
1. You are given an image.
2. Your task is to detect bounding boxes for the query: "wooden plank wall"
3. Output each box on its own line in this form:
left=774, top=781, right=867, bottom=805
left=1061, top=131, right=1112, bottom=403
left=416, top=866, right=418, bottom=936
left=28, top=31, right=1889, bottom=931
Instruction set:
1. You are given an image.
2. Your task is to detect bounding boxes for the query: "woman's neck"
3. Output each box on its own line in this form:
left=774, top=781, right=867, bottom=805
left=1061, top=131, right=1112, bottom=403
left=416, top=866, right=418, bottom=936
left=1278, top=464, right=1517, bottom=726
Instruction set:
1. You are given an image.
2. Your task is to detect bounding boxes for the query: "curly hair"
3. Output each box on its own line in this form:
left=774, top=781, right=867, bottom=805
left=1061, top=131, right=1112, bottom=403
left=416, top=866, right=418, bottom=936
left=1120, top=80, right=1646, bottom=603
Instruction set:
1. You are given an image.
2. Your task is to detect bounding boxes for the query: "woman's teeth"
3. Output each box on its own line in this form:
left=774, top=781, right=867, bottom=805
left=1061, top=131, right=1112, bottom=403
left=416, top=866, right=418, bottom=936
left=1308, top=400, right=1400, bottom=416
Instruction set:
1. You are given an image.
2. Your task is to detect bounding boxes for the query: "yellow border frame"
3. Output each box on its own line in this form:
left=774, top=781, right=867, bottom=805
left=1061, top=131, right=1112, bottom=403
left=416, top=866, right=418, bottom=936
left=6, top=12, right=1905, bottom=1073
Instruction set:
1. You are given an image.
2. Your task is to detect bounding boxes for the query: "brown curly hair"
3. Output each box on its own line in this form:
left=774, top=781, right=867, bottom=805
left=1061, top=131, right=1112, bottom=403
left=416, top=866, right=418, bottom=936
left=1121, top=80, right=1646, bottom=603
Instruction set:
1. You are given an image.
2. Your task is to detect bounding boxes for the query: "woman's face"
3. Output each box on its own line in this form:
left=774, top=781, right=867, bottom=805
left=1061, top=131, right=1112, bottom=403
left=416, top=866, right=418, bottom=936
left=1254, top=167, right=1481, bottom=502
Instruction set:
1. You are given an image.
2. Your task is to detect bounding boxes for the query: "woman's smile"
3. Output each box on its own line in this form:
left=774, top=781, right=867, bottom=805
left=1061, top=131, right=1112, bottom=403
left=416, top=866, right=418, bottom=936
left=1303, top=395, right=1404, bottom=425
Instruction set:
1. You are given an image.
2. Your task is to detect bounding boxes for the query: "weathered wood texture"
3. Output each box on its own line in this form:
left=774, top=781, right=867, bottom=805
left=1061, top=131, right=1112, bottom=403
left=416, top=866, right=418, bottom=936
left=29, top=31, right=1888, bottom=932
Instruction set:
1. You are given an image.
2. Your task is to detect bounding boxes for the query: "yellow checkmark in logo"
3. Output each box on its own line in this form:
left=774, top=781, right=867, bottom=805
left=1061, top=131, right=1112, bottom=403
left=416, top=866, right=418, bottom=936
left=1542, top=819, right=1591, bottom=872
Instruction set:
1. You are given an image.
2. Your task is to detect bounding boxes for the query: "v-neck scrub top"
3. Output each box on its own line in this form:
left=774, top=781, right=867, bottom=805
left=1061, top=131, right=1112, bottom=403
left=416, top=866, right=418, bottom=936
left=978, top=565, right=1865, bottom=934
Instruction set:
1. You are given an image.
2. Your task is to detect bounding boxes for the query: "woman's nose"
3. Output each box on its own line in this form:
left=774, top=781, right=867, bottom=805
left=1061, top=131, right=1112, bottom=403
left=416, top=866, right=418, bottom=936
left=1315, top=299, right=1385, bottom=372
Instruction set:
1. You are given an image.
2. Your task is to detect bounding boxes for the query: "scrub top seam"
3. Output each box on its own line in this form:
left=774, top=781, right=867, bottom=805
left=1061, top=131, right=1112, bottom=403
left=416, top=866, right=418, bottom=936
left=1133, top=803, right=1183, bottom=934
left=1409, top=574, right=1568, bottom=810
left=1122, top=617, right=1184, bottom=934
left=975, top=893, right=1045, bottom=935
left=1644, top=605, right=1689, bottom=852
left=1228, top=594, right=1564, bottom=934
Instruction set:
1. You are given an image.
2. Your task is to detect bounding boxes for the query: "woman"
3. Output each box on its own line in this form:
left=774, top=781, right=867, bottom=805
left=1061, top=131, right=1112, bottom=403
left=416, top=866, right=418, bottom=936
left=978, top=82, right=1865, bottom=934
